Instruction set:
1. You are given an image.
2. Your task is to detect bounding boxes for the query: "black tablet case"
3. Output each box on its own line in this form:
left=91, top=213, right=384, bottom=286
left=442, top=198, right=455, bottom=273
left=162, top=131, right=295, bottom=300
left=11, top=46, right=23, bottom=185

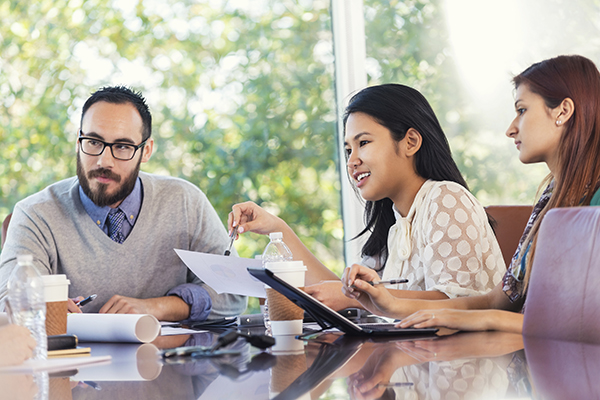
left=248, top=267, right=438, bottom=337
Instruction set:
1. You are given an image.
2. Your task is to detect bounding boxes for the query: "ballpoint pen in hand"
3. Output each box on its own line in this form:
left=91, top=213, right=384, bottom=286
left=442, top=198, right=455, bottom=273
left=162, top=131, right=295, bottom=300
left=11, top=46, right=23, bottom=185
left=376, top=382, right=413, bottom=388
left=351, top=278, right=408, bottom=290
left=366, top=278, right=409, bottom=286
left=76, top=294, right=97, bottom=307
left=224, top=226, right=238, bottom=256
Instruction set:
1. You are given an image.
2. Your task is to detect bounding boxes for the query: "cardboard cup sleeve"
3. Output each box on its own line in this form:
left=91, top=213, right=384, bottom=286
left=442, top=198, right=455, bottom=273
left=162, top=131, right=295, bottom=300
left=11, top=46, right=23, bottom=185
left=266, top=288, right=304, bottom=321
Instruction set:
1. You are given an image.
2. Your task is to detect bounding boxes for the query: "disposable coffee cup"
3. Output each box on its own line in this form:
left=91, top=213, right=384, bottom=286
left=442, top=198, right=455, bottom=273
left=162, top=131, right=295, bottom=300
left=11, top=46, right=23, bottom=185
left=264, top=261, right=306, bottom=336
left=41, top=275, right=70, bottom=336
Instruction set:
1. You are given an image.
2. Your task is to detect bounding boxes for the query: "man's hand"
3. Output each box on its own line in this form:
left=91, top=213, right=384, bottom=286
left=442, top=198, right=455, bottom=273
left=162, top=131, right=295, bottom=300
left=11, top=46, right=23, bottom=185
left=99, top=295, right=154, bottom=315
left=99, top=295, right=191, bottom=321
left=68, top=297, right=83, bottom=313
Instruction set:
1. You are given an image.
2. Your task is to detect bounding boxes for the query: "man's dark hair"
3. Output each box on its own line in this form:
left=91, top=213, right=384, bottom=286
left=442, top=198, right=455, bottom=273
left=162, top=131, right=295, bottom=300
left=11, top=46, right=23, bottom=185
left=81, top=86, right=152, bottom=141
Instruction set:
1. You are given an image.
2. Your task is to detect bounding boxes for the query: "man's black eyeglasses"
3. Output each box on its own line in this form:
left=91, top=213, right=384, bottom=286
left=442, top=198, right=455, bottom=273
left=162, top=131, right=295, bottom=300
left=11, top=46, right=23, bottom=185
left=78, top=130, right=147, bottom=161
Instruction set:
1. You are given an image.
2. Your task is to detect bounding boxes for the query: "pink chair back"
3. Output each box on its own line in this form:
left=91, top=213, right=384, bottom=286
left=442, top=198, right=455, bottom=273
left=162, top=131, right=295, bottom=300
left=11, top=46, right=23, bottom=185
left=523, top=207, right=600, bottom=343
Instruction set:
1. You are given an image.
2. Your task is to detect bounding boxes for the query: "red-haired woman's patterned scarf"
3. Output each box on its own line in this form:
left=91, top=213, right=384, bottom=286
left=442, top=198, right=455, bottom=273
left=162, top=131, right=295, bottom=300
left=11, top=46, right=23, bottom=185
left=502, top=181, right=554, bottom=304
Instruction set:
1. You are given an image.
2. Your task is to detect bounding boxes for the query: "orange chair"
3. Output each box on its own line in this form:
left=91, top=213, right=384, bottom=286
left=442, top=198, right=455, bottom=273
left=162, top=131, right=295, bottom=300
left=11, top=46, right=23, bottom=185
left=1, top=212, right=11, bottom=249
left=485, top=205, right=532, bottom=268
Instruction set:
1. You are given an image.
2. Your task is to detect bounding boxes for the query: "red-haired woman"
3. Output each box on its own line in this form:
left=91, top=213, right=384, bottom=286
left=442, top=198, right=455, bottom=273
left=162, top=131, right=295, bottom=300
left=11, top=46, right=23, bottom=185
left=343, top=54, right=600, bottom=333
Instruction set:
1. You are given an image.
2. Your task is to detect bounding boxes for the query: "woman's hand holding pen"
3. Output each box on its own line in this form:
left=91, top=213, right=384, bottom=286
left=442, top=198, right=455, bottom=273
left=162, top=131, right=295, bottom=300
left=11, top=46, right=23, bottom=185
left=341, top=264, right=399, bottom=318
left=228, top=201, right=287, bottom=237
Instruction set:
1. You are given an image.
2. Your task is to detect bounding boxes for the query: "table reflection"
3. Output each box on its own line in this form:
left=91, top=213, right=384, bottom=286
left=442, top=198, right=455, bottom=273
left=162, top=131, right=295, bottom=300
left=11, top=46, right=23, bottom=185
left=69, top=331, right=255, bottom=400
left=5, top=327, right=600, bottom=400
left=525, top=336, right=600, bottom=400
left=288, top=331, right=524, bottom=400
left=0, top=373, right=37, bottom=400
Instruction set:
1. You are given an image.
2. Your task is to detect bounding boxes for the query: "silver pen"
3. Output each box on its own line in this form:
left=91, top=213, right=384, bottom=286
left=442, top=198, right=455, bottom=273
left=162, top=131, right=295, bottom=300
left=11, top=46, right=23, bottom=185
left=367, top=278, right=408, bottom=286
left=224, top=226, right=238, bottom=256
left=76, top=294, right=97, bottom=307
left=376, top=382, right=413, bottom=388
left=351, top=278, right=408, bottom=289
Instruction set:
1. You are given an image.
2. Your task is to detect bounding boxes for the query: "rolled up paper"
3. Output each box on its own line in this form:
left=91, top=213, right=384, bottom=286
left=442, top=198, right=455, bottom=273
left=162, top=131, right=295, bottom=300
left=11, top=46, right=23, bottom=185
left=67, top=314, right=160, bottom=343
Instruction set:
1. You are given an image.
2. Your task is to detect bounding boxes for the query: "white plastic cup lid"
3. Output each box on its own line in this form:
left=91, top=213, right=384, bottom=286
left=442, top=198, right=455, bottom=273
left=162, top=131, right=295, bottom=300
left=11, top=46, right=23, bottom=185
left=264, top=261, right=306, bottom=273
left=41, top=274, right=71, bottom=286
left=41, top=274, right=70, bottom=302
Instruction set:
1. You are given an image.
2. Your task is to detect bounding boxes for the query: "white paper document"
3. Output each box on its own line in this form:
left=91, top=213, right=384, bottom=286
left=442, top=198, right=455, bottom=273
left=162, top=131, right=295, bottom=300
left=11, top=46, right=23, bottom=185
left=67, top=313, right=161, bottom=343
left=0, top=355, right=112, bottom=374
left=175, top=249, right=266, bottom=298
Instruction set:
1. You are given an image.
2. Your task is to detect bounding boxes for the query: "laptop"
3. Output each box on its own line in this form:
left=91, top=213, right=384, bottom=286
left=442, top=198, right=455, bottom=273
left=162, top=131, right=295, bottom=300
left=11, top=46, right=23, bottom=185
left=247, top=267, right=438, bottom=337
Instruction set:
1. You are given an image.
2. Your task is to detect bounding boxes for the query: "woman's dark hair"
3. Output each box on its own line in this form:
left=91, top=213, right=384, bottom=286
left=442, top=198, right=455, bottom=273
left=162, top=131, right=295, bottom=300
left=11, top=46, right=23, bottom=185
left=343, top=84, right=468, bottom=266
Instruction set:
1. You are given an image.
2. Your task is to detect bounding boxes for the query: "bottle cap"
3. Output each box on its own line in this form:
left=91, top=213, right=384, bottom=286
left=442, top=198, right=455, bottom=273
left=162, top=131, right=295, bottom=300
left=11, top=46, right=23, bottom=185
left=269, top=232, right=283, bottom=240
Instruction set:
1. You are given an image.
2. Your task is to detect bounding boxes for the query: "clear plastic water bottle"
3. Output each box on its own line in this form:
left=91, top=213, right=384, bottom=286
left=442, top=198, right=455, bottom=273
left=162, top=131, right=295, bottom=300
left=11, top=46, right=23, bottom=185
left=262, top=232, right=293, bottom=335
left=7, top=254, right=48, bottom=360
left=262, top=232, right=293, bottom=263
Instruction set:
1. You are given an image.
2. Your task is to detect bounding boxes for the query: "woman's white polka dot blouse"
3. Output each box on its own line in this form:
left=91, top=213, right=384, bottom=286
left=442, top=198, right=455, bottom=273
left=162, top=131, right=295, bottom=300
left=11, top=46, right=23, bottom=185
left=379, top=180, right=506, bottom=298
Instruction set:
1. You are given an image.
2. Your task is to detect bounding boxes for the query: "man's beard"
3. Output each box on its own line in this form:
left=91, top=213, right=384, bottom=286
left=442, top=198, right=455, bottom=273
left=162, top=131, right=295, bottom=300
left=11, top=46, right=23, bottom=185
left=77, top=153, right=141, bottom=207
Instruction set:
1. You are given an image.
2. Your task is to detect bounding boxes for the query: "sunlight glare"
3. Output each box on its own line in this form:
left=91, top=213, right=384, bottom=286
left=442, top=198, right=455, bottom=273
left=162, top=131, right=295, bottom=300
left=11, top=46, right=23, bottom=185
left=444, top=0, right=523, bottom=101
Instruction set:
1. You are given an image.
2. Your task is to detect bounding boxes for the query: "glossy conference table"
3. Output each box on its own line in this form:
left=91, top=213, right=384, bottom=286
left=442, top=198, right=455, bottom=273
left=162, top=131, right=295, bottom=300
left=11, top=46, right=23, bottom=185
left=3, top=324, right=600, bottom=400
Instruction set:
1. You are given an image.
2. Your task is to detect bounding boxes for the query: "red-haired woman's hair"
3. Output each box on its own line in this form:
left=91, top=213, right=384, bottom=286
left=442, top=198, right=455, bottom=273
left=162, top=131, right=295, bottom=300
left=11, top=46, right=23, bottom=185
left=513, top=55, right=600, bottom=288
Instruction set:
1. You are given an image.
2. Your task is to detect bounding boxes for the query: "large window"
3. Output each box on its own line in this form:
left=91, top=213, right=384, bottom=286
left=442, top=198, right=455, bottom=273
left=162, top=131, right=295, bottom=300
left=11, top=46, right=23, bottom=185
left=362, top=0, right=600, bottom=205
left=3, top=0, right=600, bottom=288
left=0, top=1, right=343, bottom=275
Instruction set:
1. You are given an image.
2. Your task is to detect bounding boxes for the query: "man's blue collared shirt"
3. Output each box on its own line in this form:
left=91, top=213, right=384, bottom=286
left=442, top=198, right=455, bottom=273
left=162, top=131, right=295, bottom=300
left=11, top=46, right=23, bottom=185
left=78, top=178, right=212, bottom=321
left=79, top=178, right=142, bottom=240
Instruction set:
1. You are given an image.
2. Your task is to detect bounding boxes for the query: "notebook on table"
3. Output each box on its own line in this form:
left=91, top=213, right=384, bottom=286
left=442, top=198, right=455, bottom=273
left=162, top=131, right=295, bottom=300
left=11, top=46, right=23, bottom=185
left=247, top=267, right=438, bottom=337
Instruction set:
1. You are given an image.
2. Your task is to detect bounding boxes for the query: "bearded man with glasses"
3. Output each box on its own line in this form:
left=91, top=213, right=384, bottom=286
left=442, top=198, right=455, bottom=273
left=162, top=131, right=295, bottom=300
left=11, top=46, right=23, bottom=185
left=0, top=86, right=247, bottom=322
